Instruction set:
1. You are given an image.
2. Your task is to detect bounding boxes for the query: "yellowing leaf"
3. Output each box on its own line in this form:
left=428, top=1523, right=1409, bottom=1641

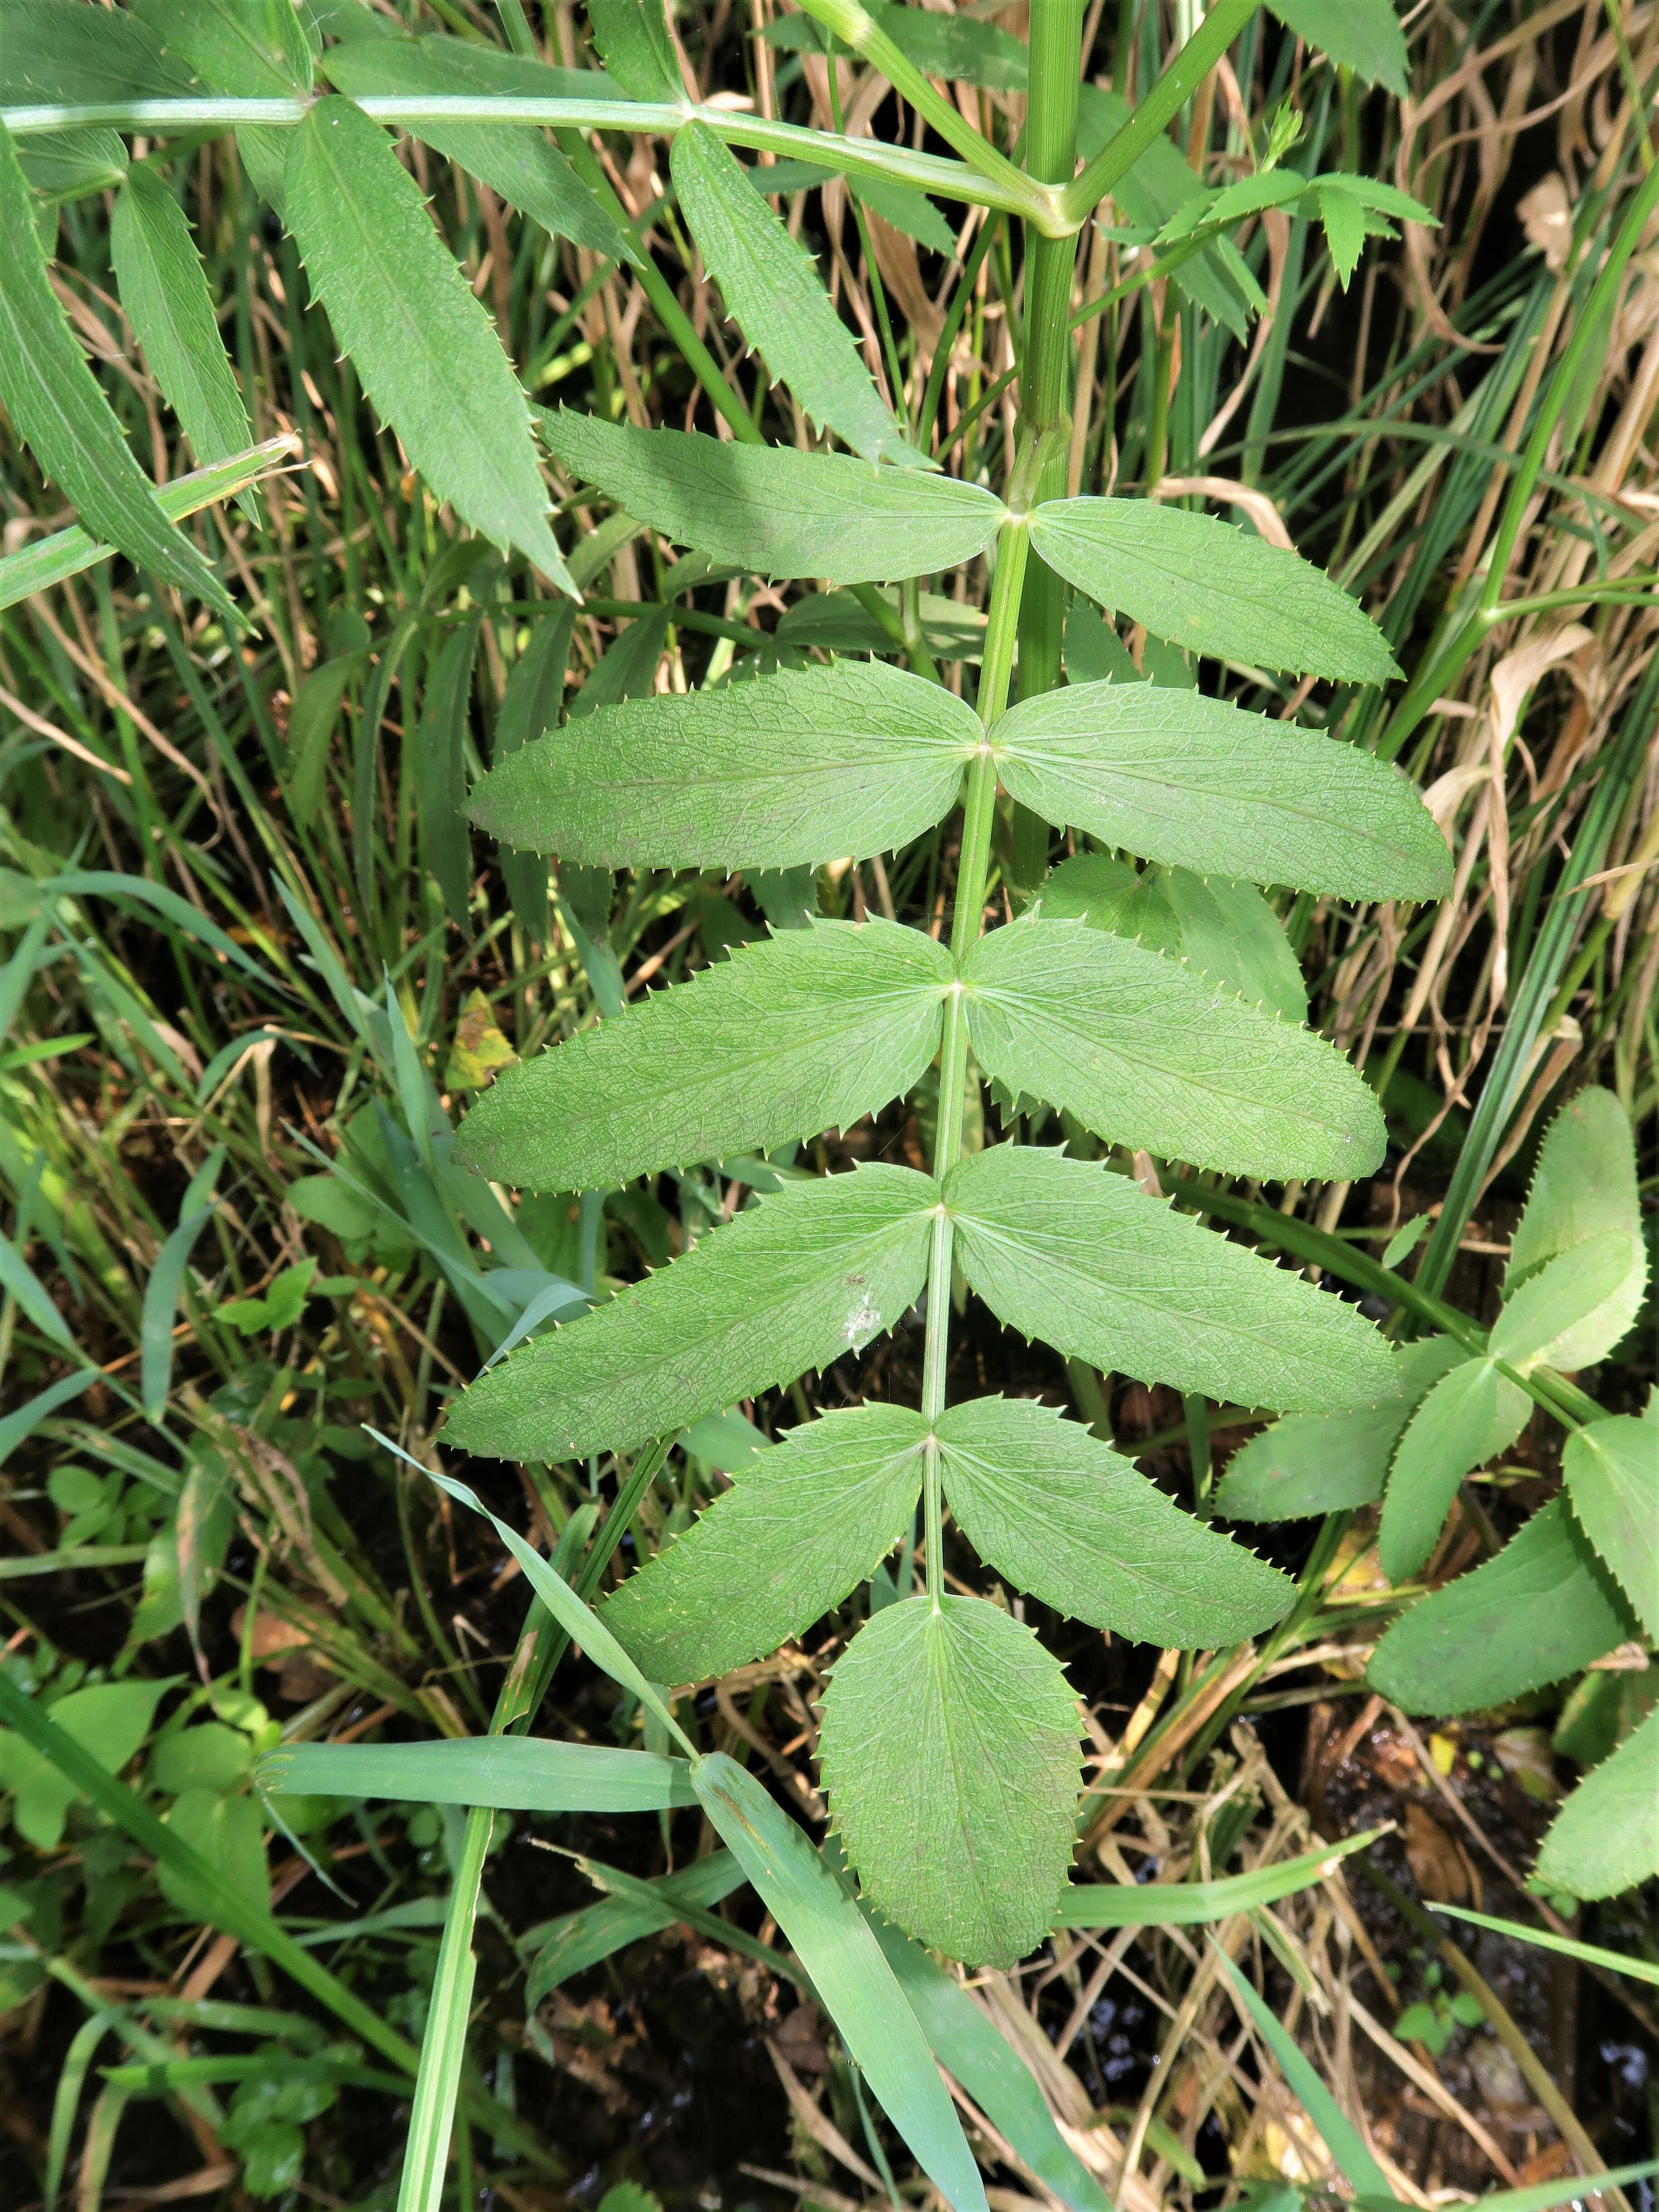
left=445, top=989, right=518, bottom=1093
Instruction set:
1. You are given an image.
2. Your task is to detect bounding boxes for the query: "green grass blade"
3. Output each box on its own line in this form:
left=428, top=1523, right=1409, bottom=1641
left=263, top=1736, right=701, bottom=1813
left=1430, top=1907, right=1659, bottom=1989
left=1054, top=1830, right=1382, bottom=1925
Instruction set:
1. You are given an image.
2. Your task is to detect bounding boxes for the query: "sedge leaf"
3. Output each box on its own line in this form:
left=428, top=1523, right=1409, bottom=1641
left=456, top=917, right=951, bottom=1192
left=934, top=1395, right=1293, bottom=1645
left=674, top=121, right=923, bottom=467
left=961, top=917, right=1383, bottom=1180
left=262, top=1735, right=699, bottom=1814
left=1562, top=1413, right=1659, bottom=1638
left=538, top=409, right=1005, bottom=583
left=286, top=100, right=574, bottom=595
left=1488, top=1231, right=1640, bottom=1372
left=0, top=124, right=237, bottom=624
left=1216, top=1336, right=1466, bottom=1522
left=602, top=1405, right=928, bottom=1683
left=819, top=1595, right=1081, bottom=1969
left=993, top=683, right=1449, bottom=900
left=947, top=1145, right=1397, bottom=1414
left=695, top=1750, right=986, bottom=2210
left=470, top=658, right=977, bottom=871
left=443, top=1166, right=938, bottom=1462
left=1536, top=1704, right=1659, bottom=1901
left=1027, top=498, right=1399, bottom=683
left=1377, top=1357, right=1531, bottom=1584
left=322, top=38, right=632, bottom=262
left=1368, top=1498, right=1634, bottom=1716
left=1268, top=0, right=1408, bottom=93
left=866, top=1915, right=1111, bottom=2212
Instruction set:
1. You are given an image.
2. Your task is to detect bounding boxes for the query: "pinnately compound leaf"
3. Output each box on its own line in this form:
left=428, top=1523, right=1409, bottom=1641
left=0, top=124, right=237, bottom=624
left=961, top=918, right=1383, bottom=1181
left=674, top=122, right=924, bottom=466
left=934, top=1396, right=1293, bottom=1644
left=323, top=38, right=632, bottom=262
left=602, top=1405, right=929, bottom=1682
left=1215, top=1335, right=1466, bottom=1522
left=469, top=658, right=979, bottom=870
left=947, top=1146, right=1397, bottom=1414
left=455, top=919, right=953, bottom=1192
left=286, top=100, right=575, bottom=596
left=110, top=169, right=256, bottom=505
left=820, top=1594, right=1081, bottom=1970
left=1562, top=1412, right=1659, bottom=1638
left=1367, top=1498, right=1634, bottom=1716
left=442, top=1166, right=938, bottom=1461
left=1536, top=1705, right=1659, bottom=1901
left=1377, top=1357, right=1530, bottom=1584
left=693, top=1751, right=987, bottom=2212
left=262, top=1735, right=699, bottom=1814
left=992, top=683, right=1450, bottom=900
left=1027, top=497, right=1399, bottom=683
left=538, top=409, right=1005, bottom=583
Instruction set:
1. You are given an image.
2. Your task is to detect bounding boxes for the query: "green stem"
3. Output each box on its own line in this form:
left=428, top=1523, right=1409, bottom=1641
left=1061, top=0, right=1261, bottom=228
left=0, top=96, right=1057, bottom=225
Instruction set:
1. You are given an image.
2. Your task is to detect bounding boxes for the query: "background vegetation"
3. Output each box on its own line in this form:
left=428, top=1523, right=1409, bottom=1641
left=0, top=2, right=1654, bottom=2210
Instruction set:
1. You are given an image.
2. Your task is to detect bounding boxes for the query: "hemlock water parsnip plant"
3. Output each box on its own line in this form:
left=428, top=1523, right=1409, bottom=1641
left=4, top=0, right=1656, bottom=2207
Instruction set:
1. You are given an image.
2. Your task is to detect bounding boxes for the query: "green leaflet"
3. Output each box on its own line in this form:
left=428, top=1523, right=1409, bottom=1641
left=1367, top=1499, right=1634, bottom=1716
left=1039, top=853, right=1307, bottom=1022
left=538, top=409, right=1005, bottom=583
left=261, top=1736, right=700, bottom=1814
left=414, top=612, right=482, bottom=928
left=587, top=0, right=682, bottom=101
left=819, top=1595, right=1081, bottom=1970
left=1489, top=1232, right=1640, bottom=1372
left=1563, top=1412, right=1659, bottom=1638
left=674, top=123, right=923, bottom=467
left=322, top=39, right=632, bottom=263
left=866, top=1915, right=1111, bottom=2212
left=0, top=124, right=236, bottom=625
left=1075, top=86, right=1252, bottom=339
left=961, top=918, right=1381, bottom=1181
left=1377, top=1357, right=1532, bottom=1584
left=992, top=683, right=1450, bottom=901
left=868, top=2, right=1029, bottom=91
left=286, top=101, right=575, bottom=597
left=469, top=659, right=978, bottom=870
left=0, top=0, right=194, bottom=103
left=1269, top=0, right=1409, bottom=93
left=130, top=0, right=312, bottom=94
left=442, top=1165, right=938, bottom=1461
left=934, top=1396, right=1293, bottom=1645
left=1027, top=498, right=1399, bottom=684
left=694, top=1751, right=986, bottom=2212
left=1216, top=1336, right=1466, bottom=1522
left=1536, top=1705, right=1659, bottom=1901
left=1504, top=1086, right=1647, bottom=1370
left=601, top=1405, right=928, bottom=1682
left=23, top=128, right=128, bottom=207
left=946, top=1146, right=1397, bottom=1414
left=455, top=919, right=952, bottom=1193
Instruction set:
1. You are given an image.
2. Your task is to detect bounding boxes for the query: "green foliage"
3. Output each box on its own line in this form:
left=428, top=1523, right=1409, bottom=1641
left=1026, top=499, right=1401, bottom=681
left=1040, top=856, right=1308, bottom=1021
left=946, top=1145, right=1397, bottom=1412
left=266, top=1736, right=701, bottom=1812
left=601, top=1404, right=927, bottom=1680
left=1268, top=0, right=1408, bottom=91
left=993, top=683, right=1450, bottom=899
left=673, top=121, right=924, bottom=465
left=286, top=99, right=575, bottom=595
left=1377, top=1357, right=1529, bottom=1583
left=1534, top=1704, right=1659, bottom=1900
left=470, top=659, right=978, bottom=870
left=1562, top=1409, right=1659, bottom=1637
left=961, top=917, right=1382, bottom=1178
left=538, top=409, right=1005, bottom=581
left=443, top=1166, right=938, bottom=1460
left=1367, top=1500, right=1634, bottom=1715
left=819, top=1595, right=1081, bottom=1969
left=1505, top=1085, right=1647, bottom=1367
left=934, top=1395, right=1292, bottom=1644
